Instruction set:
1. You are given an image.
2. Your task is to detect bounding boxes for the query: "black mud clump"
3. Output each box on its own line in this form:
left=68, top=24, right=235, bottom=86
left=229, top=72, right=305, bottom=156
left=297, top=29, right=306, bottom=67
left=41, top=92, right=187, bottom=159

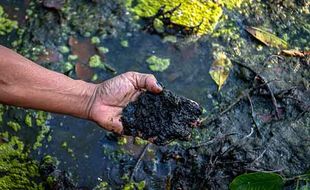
left=121, top=90, right=203, bottom=145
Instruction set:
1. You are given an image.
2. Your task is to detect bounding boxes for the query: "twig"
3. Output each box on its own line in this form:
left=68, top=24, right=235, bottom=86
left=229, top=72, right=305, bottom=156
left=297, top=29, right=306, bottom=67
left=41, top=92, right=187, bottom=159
left=246, top=94, right=261, bottom=137
left=189, top=133, right=237, bottom=149
left=233, top=58, right=281, bottom=118
left=245, top=168, right=284, bottom=173
left=251, top=149, right=266, bottom=163
left=130, top=143, right=151, bottom=181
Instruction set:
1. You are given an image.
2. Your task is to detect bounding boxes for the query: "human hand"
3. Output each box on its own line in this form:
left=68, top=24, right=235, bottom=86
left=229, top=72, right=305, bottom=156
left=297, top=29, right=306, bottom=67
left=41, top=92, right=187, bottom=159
left=87, top=72, right=163, bottom=134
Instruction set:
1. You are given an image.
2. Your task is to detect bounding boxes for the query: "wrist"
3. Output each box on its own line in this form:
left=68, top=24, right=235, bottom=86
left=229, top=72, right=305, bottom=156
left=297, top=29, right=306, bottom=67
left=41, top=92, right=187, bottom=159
left=73, top=80, right=98, bottom=119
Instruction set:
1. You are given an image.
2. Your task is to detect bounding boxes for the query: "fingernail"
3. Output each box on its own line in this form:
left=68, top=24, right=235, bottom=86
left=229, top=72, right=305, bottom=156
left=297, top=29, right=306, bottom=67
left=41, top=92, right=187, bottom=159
left=156, top=81, right=163, bottom=89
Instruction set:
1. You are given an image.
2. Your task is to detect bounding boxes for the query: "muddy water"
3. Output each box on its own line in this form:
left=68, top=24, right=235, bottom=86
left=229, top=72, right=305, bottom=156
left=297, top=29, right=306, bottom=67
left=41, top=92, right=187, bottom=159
left=0, top=0, right=309, bottom=189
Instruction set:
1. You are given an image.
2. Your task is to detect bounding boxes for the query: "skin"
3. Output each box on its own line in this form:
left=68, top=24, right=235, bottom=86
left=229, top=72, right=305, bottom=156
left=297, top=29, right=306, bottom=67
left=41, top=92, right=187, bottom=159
left=0, top=45, right=162, bottom=134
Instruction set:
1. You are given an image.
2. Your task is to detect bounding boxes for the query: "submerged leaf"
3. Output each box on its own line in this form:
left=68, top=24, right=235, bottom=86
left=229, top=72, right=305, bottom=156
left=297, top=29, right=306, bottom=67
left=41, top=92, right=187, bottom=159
left=230, top=172, right=284, bottom=190
left=246, top=26, right=288, bottom=49
left=209, top=52, right=232, bottom=91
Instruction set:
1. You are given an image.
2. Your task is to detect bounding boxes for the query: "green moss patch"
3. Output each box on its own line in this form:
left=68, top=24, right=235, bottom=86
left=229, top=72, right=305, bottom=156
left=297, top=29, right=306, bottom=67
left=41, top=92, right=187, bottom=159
left=146, top=55, right=170, bottom=72
left=0, top=6, right=18, bottom=35
left=129, top=0, right=243, bottom=36
left=0, top=135, right=43, bottom=189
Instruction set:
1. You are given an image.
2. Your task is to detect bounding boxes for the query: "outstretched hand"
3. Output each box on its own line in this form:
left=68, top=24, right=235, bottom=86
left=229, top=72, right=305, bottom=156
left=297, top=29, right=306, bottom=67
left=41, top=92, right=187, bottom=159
left=88, top=72, right=162, bottom=134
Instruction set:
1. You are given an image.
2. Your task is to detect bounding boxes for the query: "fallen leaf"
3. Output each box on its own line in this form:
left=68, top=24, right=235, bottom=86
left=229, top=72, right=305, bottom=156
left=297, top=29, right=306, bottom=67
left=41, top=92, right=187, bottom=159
left=280, top=49, right=310, bottom=57
left=245, top=26, right=288, bottom=49
left=209, top=52, right=232, bottom=91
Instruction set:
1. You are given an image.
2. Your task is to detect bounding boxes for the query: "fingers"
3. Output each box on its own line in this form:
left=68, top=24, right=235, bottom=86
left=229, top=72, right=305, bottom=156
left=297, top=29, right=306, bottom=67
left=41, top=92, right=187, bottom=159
left=102, top=115, right=123, bottom=134
left=125, top=72, right=163, bottom=93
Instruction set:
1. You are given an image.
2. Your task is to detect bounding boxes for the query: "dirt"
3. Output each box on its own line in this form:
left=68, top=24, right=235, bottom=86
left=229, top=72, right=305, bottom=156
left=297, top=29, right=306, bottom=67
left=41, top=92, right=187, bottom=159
left=162, top=55, right=310, bottom=190
left=121, top=89, right=203, bottom=145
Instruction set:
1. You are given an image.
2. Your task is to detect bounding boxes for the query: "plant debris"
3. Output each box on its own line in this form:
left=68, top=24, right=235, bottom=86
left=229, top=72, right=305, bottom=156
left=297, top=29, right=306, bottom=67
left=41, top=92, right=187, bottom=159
left=209, top=52, right=233, bottom=91
left=245, top=26, right=288, bottom=49
left=121, top=90, right=202, bottom=145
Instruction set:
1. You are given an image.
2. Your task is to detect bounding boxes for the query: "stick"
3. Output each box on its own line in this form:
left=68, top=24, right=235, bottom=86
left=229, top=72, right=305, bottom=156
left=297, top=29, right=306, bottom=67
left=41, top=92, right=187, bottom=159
left=130, top=143, right=151, bottom=181
left=246, top=94, right=262, bottom=137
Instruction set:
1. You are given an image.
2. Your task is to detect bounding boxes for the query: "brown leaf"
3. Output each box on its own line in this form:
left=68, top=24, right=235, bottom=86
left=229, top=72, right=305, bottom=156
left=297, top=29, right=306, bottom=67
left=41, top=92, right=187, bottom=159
left=280, top=49, right=310, bottom=57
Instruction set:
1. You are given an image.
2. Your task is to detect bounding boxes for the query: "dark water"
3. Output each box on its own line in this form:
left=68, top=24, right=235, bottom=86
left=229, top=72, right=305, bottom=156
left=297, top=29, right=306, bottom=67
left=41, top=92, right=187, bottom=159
left=0, top=0, right=309, bottom=189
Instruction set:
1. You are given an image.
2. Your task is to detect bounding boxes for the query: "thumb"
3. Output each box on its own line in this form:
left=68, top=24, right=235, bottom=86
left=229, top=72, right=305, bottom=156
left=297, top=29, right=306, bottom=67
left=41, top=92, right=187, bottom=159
left=127, top=72, right=163, bottom=93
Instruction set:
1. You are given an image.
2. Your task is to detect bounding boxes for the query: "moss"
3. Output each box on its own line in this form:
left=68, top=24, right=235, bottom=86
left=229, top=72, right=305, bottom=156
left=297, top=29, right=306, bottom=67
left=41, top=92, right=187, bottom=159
left=0, top=135, right=43, bottom=189
left=129, top=0, right=243, bottom=36
left=68, top=54, right=78, bottom=61
left=7, top=121, right=21, bottom=132
left=118, top=137, right=128, bottom=145
left=153, top=18, right=164, bottom=33
left=63, top=62, right=74, bottom=72
left=94, top=181, right=109, bottom=190
left=91, top=36, right=101, bottom=44
left=163, top=35, right=177, bottom=43
left=35, top=111, right=49, bottom=127
left=33, top=124, right=50, bottom=150
left=92, top=73, right=98, bottom=81
left=123, top=180, right=145, bottom=190
left=120, top=40, right=129, bottom=48
left=61, top=141, right=68, bottom=149
left=146, top=55, right=170, bottom=72
left=0, top=6, right=18, bottom=35
left=58, top=45, right=70, bottom=54
left=89, top=55, right=102, bottom=67
left=98, top=47, right=109, bottom=54
left=25, top=113, right=33, bottom=127
left=0, top=104, right=4, bottom=125
left=134, top=137, right=148, bottom=145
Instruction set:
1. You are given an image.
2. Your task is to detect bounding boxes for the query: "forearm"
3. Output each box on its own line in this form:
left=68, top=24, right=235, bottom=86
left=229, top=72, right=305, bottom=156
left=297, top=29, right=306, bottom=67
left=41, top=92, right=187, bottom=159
left=0, top=45, right=96, bottom=119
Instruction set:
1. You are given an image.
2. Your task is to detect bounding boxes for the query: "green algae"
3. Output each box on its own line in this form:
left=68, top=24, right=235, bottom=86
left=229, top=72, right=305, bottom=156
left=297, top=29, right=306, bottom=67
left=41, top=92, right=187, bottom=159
left=118, top=136, right=128, bottom=145
left=120, top=40, right=129, bottom=48
left=68, top=54, right=78, bottom=61
left=123, top=180, right=145, bottom=190
left=0, top=104, right=4, bottom=125
left=7, top=121, right=21, bottom=132
left=58, top=45, right=70, bottom=54
left=146, top=55, right=170, bottom=72
left=33, top=124, right=50, bottom=150
left=0, top=6, right=18, bottom=35
left=89, top=55, right=103, bottom=68
left=35, top=111, right=49, bottom=127
left=98, top=47, right=109, bottom=54
left=91, top=36, right=101, bottom=44
left=25, top=113, right=33, bottom=127
left=128, top=0, right=243, bottom=36
left=153, top=18, right=164, bottom=33
left=0, top=135, right=43, bottom=189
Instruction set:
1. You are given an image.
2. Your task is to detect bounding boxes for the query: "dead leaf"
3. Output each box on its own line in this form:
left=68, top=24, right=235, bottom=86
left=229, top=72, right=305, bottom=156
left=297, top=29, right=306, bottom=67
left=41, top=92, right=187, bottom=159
left=245, top=26, right=288, bottom=49
left=280, top=49, right=310, bottom=57
left=209, top=52, right=233, bottom=91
